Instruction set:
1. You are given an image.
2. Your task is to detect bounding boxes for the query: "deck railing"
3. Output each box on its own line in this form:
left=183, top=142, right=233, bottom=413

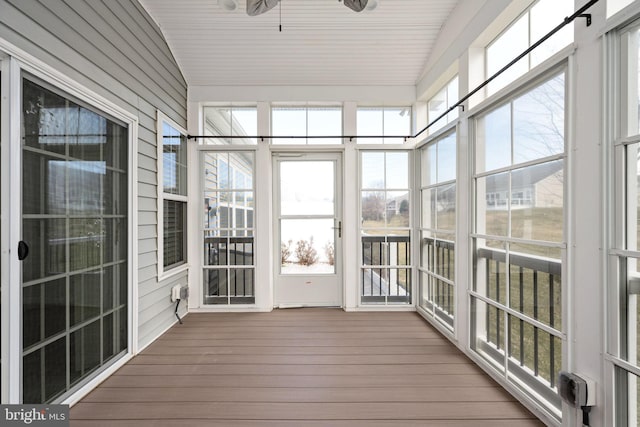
left=476, top=246, right=562, bottom=404
left=422, top=237, right=455, bottom=319
left=361, top=235, right=411, bottom=303
left=203, top=236, right=255, bottom=304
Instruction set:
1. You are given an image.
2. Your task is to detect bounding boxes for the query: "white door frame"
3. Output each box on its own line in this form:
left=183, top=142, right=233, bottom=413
left=273, top=151, right=344, bottom=307
left=0, top=46, right=139, bottom=404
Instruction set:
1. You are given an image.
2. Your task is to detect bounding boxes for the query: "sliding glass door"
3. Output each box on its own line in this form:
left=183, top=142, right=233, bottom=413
left=21, top=76, right=128, bottom=403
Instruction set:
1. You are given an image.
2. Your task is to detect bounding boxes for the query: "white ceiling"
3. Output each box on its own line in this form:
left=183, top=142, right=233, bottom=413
left=139, top=0, right=460, bottom=87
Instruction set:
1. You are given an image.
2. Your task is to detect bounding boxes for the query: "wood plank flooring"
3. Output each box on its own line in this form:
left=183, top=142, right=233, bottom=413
left=70, top=309, right=544, bottom=427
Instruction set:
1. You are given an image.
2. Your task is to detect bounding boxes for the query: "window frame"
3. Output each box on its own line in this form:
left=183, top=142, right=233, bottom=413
left=200, top=148, right=257, bottom=306
left=358, top=148, right=413, bottom=306
left=356, top=106, right=412, bottom=145
left=485, top=0, right=574, bottom=97
left=157, top=111, right=189, bottom=279
left=427, top=76, right=459, bottom=134
left=469, top=64, right=569, bottom=419
left=270, top=105, right=343, bottom=145
left=417, top=129, right=457, bottom=331
left=608, top=15, right=640, bottom=425
left=202, top=105, right=258, bottom=145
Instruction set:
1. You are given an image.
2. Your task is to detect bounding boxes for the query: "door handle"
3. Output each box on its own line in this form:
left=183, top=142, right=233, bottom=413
left=18, top=240, right=29, bottom=261
left=332, top=221, right=342, bottom=238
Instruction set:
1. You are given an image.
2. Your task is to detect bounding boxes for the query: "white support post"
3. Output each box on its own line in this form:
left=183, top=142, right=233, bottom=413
left=343, top=101, right=358, bottom=310
left=570, top=1, right=607, bottom=425
left=456, top=50, right=472, bottom=349
left=187, top=99, right=201, bottom=310
left=255, top=101, right=273, bottom=310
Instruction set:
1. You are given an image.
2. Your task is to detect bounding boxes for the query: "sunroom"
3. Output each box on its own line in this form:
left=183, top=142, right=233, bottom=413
left=1, top=0, right=639, bottom=425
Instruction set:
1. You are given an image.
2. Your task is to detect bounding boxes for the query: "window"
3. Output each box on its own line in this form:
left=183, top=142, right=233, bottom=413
left=203, top=106, right=257, bottom=145
left=22, top=77, right=128, bottom=403
left=612, top=20, right=640, bottom=425
left=158, top=113, right=188, bottom=275
left=356, top=107, right=411, bottom=144
left=427, top=76, right=459, bottom=133
left=360, top=151, right=411, bottom=304
left=419, top=131, right=456, bottom=330
left=471, top=70, right=566, bottom=417
left=202, top=151, right=255, bottom=305
left=272, top=106, right=342, bottom=145
left=486, top=0, right=573, bottom=95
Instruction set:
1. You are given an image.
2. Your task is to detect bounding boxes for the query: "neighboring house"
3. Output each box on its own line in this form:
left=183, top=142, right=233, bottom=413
left=484, top=161, right=563, bottom=210
left=385, top=192, right=410, bottom=216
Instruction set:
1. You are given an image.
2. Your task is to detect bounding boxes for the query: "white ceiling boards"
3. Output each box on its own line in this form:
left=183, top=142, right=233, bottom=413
left=138, top=0, right=459, bottom=87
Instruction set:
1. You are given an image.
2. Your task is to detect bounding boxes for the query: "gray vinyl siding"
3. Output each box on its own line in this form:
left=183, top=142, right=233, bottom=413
left=0, top=0, right=188, bottom=350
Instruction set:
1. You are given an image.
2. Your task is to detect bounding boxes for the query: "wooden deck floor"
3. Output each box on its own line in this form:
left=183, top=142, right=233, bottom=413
left=70, top=309, right=543, bottom=426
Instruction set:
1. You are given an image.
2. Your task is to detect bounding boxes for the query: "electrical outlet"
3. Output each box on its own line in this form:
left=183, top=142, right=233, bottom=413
left=558, top=371, right=596, bottom=407
left=171, top=285, right=181, bottom=302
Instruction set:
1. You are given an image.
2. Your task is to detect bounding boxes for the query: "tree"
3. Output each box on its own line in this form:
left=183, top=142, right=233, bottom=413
left=399, top=199, right=409, bottom=216
left=361, top=192, right=385, bottom=222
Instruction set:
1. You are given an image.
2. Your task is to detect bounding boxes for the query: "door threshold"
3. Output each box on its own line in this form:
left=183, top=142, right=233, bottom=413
left=276, top=304, right=342, bottom=309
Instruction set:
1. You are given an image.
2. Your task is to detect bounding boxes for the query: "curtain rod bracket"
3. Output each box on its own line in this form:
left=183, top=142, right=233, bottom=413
left=457, top=105, right=465, bottom=112
left=576, top=13, right=591, bottom=26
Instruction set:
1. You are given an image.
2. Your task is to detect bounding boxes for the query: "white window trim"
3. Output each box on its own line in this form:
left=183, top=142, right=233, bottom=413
left=357, top=148, right=414, bottom=308
left=468, top=62, right=570, bottom=423
left=270, top=104, right=344, bottom=146
left=355, top=106, right=413, bottom=145
left=416, top=129, right=458, bottom=335
left=606, top=15, right=640, bottom=426
left=427, top=76, right=459, bottom=133
left=157, top=111, right=189, bottom=281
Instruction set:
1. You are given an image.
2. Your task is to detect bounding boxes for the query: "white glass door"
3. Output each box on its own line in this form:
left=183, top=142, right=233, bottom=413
left=274, top=153, right=343, bottom=307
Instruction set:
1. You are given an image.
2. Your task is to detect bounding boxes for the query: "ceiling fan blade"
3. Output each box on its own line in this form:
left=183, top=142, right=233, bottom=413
left=343, top=0, right=369, bottom=12
left=246, top=0, right=279, bottom=16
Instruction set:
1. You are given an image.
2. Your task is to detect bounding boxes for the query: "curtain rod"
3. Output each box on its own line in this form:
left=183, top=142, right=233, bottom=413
left=187, top=0, right=600, bottom=143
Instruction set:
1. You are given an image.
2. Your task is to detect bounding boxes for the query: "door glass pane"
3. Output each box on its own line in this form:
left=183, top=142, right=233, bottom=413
left=280, top=161, right=334, bottom=216
left=281, top=219, right=335, bottom=275
left=21, top=78, right=128, bottom=403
